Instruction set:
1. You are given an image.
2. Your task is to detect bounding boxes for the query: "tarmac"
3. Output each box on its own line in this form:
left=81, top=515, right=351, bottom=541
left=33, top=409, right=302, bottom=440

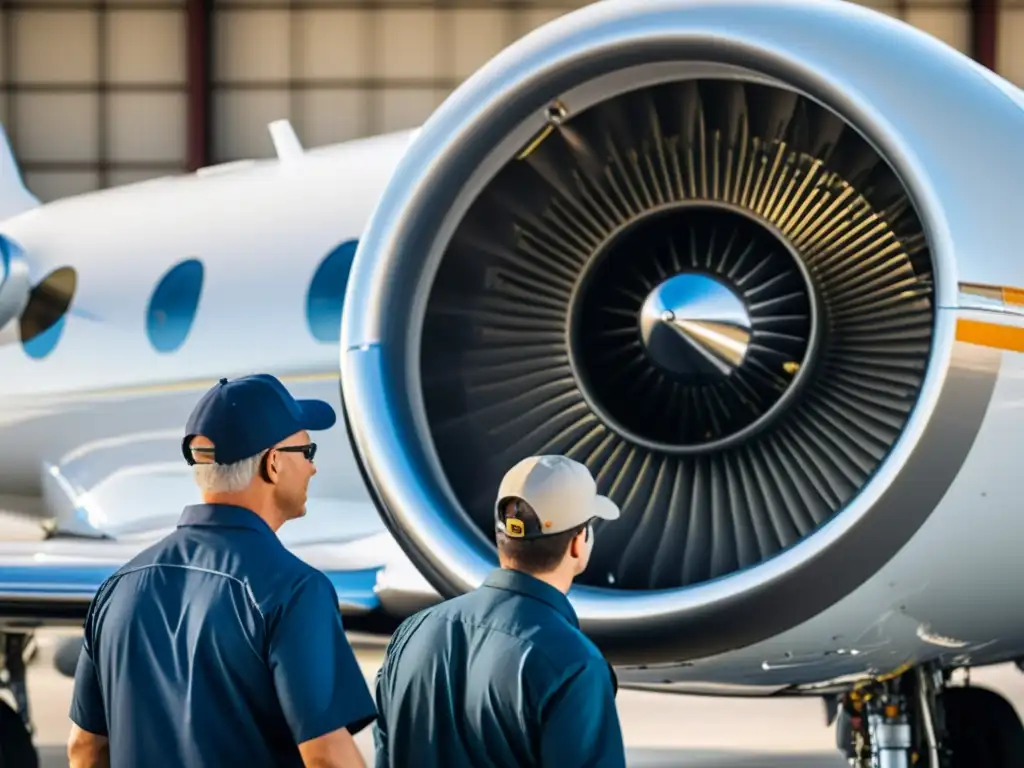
left=19, top=627, right=1024, bottom=767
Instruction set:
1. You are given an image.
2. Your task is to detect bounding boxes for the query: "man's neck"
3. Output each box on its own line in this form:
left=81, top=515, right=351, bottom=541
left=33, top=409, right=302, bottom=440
left=201, top=492, right=284, bottom=532
left=502, top=564, right=573, bottom=595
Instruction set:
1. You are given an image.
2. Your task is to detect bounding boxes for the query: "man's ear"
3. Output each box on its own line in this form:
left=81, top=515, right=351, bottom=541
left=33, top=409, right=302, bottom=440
left=261, top=451, right=278, bottom=484
left=569, top=529, right=585, bottom=559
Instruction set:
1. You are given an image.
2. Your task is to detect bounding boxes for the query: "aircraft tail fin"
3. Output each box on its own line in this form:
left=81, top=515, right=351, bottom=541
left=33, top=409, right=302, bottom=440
left=0, top=123, right=40, bottom=221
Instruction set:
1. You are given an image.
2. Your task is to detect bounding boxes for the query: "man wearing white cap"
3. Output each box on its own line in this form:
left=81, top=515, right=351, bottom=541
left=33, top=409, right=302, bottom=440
left=372, top=454, right=626, bottom=768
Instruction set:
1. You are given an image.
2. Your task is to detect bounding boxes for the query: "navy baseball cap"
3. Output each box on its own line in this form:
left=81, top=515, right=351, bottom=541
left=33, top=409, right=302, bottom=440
left=181, top=374, right=336, bottom=465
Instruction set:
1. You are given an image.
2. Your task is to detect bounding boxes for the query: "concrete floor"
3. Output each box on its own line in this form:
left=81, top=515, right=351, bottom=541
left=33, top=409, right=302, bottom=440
left=17, top=627, right=1024, bottom=767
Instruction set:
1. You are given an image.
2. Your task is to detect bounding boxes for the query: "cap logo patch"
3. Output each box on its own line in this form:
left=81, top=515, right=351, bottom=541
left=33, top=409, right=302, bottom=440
left=506, top=518, right=526, bottom=538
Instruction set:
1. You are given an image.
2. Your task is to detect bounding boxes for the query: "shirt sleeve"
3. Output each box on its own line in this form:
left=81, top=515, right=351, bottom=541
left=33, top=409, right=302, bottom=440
left=268, top=571, right=377, bottom=744
left=68, top=634, right=108, bottom=736
left=371, top=666, right=389, bottom=768
left=371, top=610, right=428, bottom=768
left=539, top=657, right=627, bottom=768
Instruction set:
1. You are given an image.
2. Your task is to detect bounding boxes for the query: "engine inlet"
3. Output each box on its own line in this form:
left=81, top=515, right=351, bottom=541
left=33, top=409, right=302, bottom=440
left=419, top=77, right=934, bottom=593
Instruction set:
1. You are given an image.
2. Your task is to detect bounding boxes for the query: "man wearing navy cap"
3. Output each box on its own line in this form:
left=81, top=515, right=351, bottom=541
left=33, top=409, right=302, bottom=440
left=372, top=454, right=627, bottom=768
left=66, top=373, right=375, bottom=768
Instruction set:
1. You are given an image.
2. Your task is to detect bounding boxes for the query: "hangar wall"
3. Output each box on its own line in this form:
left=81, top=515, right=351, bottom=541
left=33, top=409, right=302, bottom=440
left=0, top=0, right=1016, bottom=204
left=0, top=0, right=188, bottom=200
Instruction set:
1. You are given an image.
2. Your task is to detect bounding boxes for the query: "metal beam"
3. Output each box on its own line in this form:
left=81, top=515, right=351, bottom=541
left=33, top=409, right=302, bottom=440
left=98, top=0, right=109, bottom=189
left=971, top=0, right=997, bottom=71
left=1, top=0, right=14, bottom=144
left=186, top=0, right=211, bottom=171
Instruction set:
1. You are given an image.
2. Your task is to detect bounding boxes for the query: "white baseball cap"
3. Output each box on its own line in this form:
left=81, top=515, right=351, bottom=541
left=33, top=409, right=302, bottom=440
left=494, top=455, right=620, bottom=539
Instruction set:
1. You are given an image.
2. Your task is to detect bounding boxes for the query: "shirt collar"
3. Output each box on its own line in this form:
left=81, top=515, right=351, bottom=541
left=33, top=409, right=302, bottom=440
left=177, top=503, right=275, bottom=536
left=482, top=568, right=579, bottom=627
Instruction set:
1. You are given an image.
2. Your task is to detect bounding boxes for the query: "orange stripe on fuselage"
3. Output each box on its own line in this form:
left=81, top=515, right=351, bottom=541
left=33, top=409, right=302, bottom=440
left=956, top=318, right=1024, bottom=353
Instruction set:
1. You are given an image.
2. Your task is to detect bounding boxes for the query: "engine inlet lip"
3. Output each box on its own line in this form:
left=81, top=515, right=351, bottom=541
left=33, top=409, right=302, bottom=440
left=565, top=199, right=823, bottom=455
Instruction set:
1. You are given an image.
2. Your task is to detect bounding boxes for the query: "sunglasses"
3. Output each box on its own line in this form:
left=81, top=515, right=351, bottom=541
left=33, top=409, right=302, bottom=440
left=274, top=443, right=317, bottom=462
left=184, top=442, right=318, bottom=465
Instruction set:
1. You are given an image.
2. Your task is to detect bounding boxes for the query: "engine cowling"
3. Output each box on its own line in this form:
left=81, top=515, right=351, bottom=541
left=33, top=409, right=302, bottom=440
left=340, top=0, right=1024, bottom=665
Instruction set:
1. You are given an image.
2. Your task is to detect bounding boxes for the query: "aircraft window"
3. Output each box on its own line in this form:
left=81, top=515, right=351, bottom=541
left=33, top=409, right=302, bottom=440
left=21, top=266, right=77, bottom=360
left=146, top=258, right=204, bottom=353
left=307, top=239, right=357, bottom=344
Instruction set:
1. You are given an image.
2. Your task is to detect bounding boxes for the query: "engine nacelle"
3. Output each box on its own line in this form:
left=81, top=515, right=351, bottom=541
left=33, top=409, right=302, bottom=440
left=340, top=0, right=1024, bottom=665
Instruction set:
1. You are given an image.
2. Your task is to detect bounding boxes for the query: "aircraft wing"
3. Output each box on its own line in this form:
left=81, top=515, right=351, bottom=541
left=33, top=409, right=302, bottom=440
left=0, top=371, right=443, bottom=630
left=0, top=518, right=440, bottom=629
left=0, top=462, right=441, bottom=629
left=0, top=531, right=406, bottom=617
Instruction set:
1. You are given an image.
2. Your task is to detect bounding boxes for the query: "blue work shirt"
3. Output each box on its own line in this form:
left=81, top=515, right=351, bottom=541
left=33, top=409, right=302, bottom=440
left=68, top=503, right=376, bottom=767
left=373, top=567, right=626, bottom=768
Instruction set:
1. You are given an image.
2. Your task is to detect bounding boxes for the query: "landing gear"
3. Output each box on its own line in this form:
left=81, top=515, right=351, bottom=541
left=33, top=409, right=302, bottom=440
left=942, top=685, right=1024, bottom=766
left=837, top=664, right=1024, bottom=767
left=0, top=631, right=38, bottom=768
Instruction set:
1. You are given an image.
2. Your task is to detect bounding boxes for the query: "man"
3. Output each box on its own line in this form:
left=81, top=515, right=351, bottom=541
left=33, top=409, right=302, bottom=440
left=66, top=373, right=375, bottom=768
left=372, top=454, right=627, bottom=768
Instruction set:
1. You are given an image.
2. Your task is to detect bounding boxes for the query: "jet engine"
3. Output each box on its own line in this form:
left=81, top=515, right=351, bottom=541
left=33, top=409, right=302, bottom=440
left=340, top=0, right=1024, bottom=665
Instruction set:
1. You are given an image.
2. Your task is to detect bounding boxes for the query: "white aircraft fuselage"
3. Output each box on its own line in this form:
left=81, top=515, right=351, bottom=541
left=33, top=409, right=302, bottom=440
left=0, top=129, right=438, bottom=625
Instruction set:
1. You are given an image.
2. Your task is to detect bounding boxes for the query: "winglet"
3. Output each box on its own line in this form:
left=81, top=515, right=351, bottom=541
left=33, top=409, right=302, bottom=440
left=269, top=119, right=304, bottom=163
left=0, top=124, right=40, bottom=220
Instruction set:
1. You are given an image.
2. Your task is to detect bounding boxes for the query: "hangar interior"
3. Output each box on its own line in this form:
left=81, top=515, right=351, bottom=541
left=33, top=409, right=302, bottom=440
left=0, top=0, right=1016, bottom=203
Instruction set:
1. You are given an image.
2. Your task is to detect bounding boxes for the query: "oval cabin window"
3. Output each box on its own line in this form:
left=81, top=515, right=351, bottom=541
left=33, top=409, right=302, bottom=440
left=146, top=259, right=204, bottom=353
left=306, top=239, right=357, bottom=344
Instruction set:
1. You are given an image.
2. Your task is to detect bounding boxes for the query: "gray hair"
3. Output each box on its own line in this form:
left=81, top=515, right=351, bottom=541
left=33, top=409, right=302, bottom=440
left=193, top=450, right=267, bottom=494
